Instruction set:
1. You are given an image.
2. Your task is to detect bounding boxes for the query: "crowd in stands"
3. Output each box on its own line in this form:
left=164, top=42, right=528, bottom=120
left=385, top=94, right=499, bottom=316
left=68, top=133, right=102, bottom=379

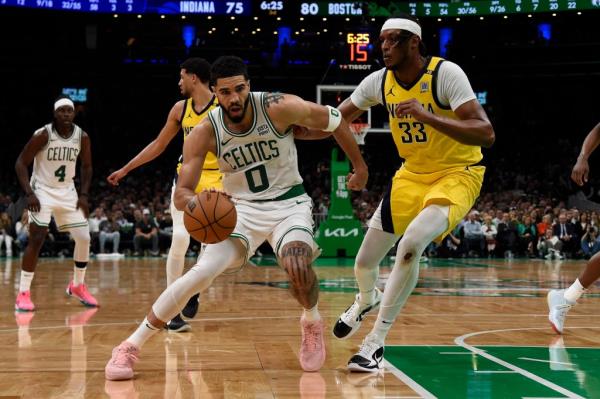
left=1, top=138, right=600, bottom=261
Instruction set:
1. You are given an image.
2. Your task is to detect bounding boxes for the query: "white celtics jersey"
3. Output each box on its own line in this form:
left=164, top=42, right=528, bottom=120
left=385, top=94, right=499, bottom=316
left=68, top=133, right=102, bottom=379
left=31, top=123, right=82, bottom=189
left=207, top=92, right=303, bottom=201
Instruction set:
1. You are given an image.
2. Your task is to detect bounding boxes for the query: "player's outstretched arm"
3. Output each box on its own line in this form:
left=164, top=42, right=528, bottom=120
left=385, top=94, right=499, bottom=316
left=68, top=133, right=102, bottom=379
left=268, top=93, right=368, bottom=190
left=15, top=129, right=49, bottom=212
left=77, top=132, right=93, bottom=217
left=293, top=97, right=366, bottom=140
left=572, top=122, right=600, bottom=186
left=174, top=119, right=217, bottom=211
left=107, top=101, right=184, bottom=186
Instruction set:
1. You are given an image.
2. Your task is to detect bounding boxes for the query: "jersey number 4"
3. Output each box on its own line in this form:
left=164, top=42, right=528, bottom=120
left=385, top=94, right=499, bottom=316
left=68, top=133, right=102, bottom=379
left=399, top=122, right=427, bottom=143
left=54, top=165, right=66, bottom=182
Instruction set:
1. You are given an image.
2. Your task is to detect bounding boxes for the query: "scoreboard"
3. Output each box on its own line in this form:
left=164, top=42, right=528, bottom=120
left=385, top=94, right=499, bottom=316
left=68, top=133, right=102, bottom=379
left=1, top=0, right=598, bottom=15
left=0, top=0, right=252, bottom=14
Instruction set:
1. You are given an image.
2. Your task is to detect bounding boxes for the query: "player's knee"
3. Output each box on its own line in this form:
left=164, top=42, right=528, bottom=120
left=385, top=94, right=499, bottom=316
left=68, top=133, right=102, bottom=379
left=397, top=235, right=421, bottom=265
left=72, top=227, right=90, bottom=245
left=355, top=251, right=377, bottom=270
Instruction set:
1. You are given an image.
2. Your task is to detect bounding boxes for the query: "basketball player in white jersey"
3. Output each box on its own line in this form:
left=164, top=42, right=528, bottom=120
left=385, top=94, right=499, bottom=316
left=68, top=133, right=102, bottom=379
left=107, top=58, right=220, bottom=332
left=105, top=56, right=368, bottom=380
left=548, top=122, right=600, bottom=334
left=14, top=96, right=97, bottom=311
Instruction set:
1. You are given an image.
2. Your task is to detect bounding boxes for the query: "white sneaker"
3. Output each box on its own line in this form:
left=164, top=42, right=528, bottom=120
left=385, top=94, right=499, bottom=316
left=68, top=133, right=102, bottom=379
left=333, top=288, right=383, bottom=340
left=547, top=289, right=575, bottom=334
left=347, top=335, right=384, bottom=372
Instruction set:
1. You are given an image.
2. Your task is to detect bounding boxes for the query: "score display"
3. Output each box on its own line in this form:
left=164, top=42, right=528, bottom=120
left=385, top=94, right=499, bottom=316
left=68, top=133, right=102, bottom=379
left=339, top=32, right=372, bottom=71
left=1, top=0, right=597, bottom=15
left=300, top=0, right=599, bottom=16
left=0, top=0, right=251, bottom=14
left=405, top=0, right=599, bottom=16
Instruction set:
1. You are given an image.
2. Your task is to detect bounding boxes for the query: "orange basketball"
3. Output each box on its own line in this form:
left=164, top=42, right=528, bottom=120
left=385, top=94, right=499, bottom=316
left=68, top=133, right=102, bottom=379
left=183, top=191, right=237, bottom=244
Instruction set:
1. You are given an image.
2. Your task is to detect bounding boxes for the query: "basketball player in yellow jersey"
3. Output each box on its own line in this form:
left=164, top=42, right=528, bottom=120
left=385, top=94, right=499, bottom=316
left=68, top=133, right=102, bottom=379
left=330, top=14, right=495, bottom=371
left=107, top=58, right=221, bottom=332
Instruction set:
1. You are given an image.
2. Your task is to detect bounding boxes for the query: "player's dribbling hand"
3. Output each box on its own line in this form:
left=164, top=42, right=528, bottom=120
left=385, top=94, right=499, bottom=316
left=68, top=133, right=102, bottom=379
left=26, top=193, right=41, bottom=213
left=395, top=98, right=430, bottom=122
left=571, top=158, right=589, bottom=186
left=107, top=168, right=127, bottom=186
left=204, top=188, right=232, bottom=200
left=347, top=168, right=368, bottom=191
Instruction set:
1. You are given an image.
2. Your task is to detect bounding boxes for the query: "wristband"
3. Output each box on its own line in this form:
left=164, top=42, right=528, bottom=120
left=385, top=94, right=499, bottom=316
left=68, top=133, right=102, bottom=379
left=324, top=105, right=342, bottom=132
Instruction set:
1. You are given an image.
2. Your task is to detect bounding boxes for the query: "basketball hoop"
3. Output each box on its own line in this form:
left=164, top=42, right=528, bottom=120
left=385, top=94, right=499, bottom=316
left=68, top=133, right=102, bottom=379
left=350, top=123, right=370, bottom=145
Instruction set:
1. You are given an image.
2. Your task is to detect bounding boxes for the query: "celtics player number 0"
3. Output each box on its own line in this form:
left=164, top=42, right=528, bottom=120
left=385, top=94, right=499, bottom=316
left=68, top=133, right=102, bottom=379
left=245, top=164, right=270, bottom=193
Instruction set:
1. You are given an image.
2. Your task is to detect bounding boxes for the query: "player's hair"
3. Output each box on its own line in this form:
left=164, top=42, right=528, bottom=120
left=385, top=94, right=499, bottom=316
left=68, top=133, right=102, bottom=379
left=390, top=12, right=427, bottom=56
left=210, top=56, right=249, bottom=85
left=180, top=57, right=211, bottom=83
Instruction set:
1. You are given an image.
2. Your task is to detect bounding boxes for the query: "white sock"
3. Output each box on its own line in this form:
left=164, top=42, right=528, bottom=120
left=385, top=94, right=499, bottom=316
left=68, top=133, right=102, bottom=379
left=127, top=317, right=160, bottom=348
left=19, top=271, right=34, bottom=293
left=564, top=279, right=585, bottom=303
left=73, top=266, right=86, bottom=286
left=302, top=303, right=321, bottom=322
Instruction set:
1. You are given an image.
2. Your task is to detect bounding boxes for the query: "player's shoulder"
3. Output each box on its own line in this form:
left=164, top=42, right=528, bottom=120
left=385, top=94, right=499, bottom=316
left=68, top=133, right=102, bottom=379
left=173, top=99, right=187, bottom=113
left=33, top=126, right=49, bottom=137
left=437, top=59, right=468, bottom=79
left=261, top=91, right=298, bottom=111
left=359, top=67, right=387, bottom=85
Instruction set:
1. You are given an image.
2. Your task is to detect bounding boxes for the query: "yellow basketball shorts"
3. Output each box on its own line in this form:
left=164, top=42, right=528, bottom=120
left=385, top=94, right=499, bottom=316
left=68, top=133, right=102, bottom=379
left=194, top=169, right=223, bottom=193
left=378, top=165, right=485, bottom=242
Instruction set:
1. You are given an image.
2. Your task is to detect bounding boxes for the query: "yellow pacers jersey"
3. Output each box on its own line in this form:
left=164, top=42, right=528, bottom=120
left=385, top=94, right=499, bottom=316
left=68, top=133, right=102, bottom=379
left=383, top=56, right=482, bottom=174
left=177, top=96, right=223, bottom=192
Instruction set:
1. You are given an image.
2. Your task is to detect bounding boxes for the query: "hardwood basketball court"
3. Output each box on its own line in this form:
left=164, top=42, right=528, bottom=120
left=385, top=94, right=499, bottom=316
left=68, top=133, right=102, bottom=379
left=1, top=256, right=598, bottom=398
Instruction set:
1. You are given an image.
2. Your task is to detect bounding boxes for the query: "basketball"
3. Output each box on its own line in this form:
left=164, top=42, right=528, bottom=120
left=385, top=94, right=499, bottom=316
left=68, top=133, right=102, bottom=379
left=183, top=191, right=237, bottom=244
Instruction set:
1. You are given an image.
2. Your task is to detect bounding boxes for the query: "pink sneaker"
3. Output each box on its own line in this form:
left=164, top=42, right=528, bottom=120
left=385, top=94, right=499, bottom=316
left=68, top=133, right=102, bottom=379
left=105, top=341, right=140, bottom=381
left=299, top=317, right=326, bottom=372
left=66, top=281, right=99, bottom=307
left=15, top=291, right=35, bottom=311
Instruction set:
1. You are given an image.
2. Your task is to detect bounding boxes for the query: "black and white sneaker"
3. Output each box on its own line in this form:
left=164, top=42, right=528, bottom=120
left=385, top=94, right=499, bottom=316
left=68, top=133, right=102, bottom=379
left=166, top=314, right=191, bottom=332
left=333, top=288, right=383, bottom=340
left=181, top=293, right=200, bottom=319
left=347, top=337, right=384, bottom=372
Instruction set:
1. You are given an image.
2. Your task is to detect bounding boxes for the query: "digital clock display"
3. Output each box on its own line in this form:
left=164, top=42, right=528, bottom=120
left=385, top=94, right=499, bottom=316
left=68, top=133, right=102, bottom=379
left=339, top=32, right=372, bottom=71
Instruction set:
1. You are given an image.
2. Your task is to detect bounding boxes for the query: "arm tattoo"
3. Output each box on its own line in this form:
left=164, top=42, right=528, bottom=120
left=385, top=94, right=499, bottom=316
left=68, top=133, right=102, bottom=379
left=282, top=245, right=311, bottom=258
left=264, top=92, right=285, bottom=108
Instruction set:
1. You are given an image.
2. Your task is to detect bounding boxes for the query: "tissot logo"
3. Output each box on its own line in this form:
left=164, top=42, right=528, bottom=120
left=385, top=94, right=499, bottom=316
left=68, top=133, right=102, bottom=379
left=324, top=228, right=360, bottom=237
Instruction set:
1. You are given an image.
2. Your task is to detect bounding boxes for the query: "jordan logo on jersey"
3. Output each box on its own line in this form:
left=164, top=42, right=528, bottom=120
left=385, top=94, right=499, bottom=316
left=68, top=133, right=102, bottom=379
left=387, top=86, right=395, bottom=97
